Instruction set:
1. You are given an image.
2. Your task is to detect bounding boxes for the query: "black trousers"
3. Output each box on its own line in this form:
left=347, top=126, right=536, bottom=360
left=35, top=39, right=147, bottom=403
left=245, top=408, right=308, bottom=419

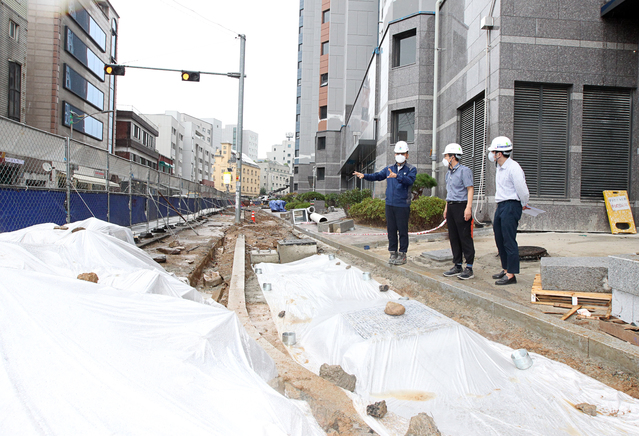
left=386, top=205, right=410, bottom=253
left=447, top=202, right=475, bottom=265
left=493, top=200, right=523, bottom=274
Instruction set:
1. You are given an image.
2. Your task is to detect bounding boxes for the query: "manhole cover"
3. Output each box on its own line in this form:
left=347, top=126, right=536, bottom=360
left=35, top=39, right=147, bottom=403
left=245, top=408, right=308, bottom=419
left=519, top=246, right=548, bottom=261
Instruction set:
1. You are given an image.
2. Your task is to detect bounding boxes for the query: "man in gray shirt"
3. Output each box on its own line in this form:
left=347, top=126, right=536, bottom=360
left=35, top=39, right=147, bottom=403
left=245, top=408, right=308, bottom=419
left=441, top=143, right=475, bottom=280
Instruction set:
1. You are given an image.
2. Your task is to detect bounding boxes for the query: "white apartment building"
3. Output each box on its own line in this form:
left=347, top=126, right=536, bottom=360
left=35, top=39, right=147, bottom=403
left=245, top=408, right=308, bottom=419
left=257, top=160, right=291, bottom=195
left=202, top=117, right=224, bottom=152
left=222, top=124, right=259, bottom=161
left=266, top=138, right=294, bottom=170
left=145, top=113, right=185, bottom=178
left=164, top=111, right=214, bottom=183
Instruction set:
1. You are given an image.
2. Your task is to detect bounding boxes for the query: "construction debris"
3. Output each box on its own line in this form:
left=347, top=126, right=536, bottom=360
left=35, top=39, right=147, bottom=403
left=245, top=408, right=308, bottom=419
left=153, top=255, right=167, bottom=263
left=575, top=403, right=597, bottom=416
left=53, top=225, right=68, bottom=230
left=71, top=227, right=86, bottom=233
left=168, top=240, right=181, bottom=248
left=77, top=272, right=98, bottom=283
left=278, top=310, right=285, bottom=318
left=385, top=301, right=406, bottom=316
left=319, top=364, right=356, bottom=392
left=599, top=319, right=639, bottom=347
left=531, top=274, right=611, bottom=308
left=405, top=413, right=441, bottom=436
left=379, top=284, right=389, bottom=292
left=158, top=247, right=182, bottom=255
left=366, top=400, right=387, bottom=418
left=203, top=271, right=223, bottom=287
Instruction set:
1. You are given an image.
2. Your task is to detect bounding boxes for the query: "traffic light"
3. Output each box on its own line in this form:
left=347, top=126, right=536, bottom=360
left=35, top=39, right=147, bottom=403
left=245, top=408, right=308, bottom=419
left=181, top=71, right=200, bottom=82
left=104, top=64, right=125, bottom=75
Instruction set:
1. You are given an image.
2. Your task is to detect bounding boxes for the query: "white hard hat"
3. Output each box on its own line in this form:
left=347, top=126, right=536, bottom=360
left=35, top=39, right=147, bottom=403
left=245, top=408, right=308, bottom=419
left=488, top=136, right=513, bottom=152
left=443, top=143, right=463, bottom=155
left=394, top=141, right=409, bottom=153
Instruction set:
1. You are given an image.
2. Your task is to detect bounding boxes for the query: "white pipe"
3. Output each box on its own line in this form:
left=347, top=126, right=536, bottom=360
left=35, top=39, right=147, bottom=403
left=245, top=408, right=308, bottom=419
left=309, top=212, right=328, bottom=223
left=430, top=0, right=445, bottom=196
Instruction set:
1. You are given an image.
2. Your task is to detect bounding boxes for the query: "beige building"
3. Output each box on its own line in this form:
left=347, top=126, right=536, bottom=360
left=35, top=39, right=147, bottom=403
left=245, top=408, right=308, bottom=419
left=212, top=143, right=260, bottom=197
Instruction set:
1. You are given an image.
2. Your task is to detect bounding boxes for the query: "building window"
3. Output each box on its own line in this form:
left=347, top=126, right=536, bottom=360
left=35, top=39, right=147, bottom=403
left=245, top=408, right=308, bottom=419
left=9, top=21, right=19, bottom=41
left=294, top=183, right=298, bottom=191
left=319, top=105, right=327, bottom=120
left=298, top=43, right=302, bottom=52
left=321, top=41, right=329, bottom=55
left=299, top=8, right=303, bottom=17
left=64, top=64, right=104, bottom=110
left=298, top=61, right=302, bottom=70
left=322, top=9, right=330, bottom=23
left=320, top=73, right=328, bottom=87
left=514, top=83, right=569, bottom=198
left=68, top=2, right=107, bottom=52
left=65, top=27, right=105, bottom=81
left=393, top=29, right=416, bottom=67
left=317, top=167, right=325, bottom=181
left=459, top=93, right=485, bottom=196
left=63, top=101, right=103, bottom=140
left=392, top=108, right=414, bottom=143
left=294, top=166, right=299, bottom=174
left=133, top=124, right=140, bottom=139
left=296, top=96, right=301, bottom=105
left=581, top=86, right=632, bottom=199
left=295, top=149, right=299, bottom=157
left=297, top=78, right=301, bottom=86
left=317, top=137, right=326, bottom=150
left=8, top=62, right=21, bottom=121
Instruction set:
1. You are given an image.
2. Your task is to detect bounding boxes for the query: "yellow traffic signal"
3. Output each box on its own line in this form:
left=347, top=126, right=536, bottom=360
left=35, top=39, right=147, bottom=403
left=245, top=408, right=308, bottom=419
left=181, top=71, right=200, bottom=82
left=104, top=64, right=125, bottom=75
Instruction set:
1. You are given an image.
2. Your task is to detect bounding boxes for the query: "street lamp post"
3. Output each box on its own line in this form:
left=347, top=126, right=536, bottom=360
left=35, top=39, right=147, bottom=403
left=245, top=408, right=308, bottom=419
left=234, top=34, right=246, bottom=224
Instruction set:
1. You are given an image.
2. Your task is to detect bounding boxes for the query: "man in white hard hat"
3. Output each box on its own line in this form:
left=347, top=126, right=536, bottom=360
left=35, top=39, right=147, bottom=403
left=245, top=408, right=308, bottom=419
left=353, top=140, right=417, bottom=265
left=487, top=136, right=529, bottom=285
left=441, top=143, right=475, bottom=280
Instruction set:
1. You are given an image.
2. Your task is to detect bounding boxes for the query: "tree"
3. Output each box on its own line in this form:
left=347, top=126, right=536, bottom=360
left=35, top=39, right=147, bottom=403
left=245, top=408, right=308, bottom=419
left=260, top=187, right=266, bottom=195
left=412, top=173, right=437, bottom=200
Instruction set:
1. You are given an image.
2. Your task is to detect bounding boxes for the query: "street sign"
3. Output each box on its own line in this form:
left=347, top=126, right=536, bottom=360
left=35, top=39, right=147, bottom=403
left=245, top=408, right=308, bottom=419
left=603, top=190, right=636, bottom=234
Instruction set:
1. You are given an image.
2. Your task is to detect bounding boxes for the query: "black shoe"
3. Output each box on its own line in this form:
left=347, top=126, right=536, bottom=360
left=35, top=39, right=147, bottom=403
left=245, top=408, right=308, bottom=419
left=495, top=275, right=517, bottom=285
left=458, top=267, right=474, bottom=280
left=393, top=252, right=407, bottom=265
left=492, top=270, right=507, bottom=279
left=443, top=265, right=463, bottom=277
left=389, top=251, right=398, bottom=263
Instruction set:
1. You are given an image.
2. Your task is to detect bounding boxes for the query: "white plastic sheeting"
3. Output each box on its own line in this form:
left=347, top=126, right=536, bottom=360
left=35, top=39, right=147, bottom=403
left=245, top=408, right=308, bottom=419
left=0, top=220, right=325, bottom=436
left=256, top=255, right=639, bottom=436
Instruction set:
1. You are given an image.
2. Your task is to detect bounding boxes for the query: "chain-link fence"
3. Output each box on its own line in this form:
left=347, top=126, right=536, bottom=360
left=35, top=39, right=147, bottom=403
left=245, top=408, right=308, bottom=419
left=0, top=116, right=233, bottom=234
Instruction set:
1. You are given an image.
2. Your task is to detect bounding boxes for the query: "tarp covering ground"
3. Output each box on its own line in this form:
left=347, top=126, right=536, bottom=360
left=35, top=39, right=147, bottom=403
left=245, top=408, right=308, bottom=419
left=0, top=219, right=324, bottom=435
left=256, top=255, right=639, bottom=436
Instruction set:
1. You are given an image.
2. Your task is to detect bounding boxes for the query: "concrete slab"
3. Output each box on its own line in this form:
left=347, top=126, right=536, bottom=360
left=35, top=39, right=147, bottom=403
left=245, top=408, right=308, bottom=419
left=609, top=254, right=639, bottom=296
left=250, top=249, right=279, bottom=264
left=611, top=289, right=638, bottom=324
left=277, top=239, right=317, bottom=263
left=317, top=221, right=332, bottom=233
left=540, top=257, right=609, bottom=292
left=330, top=219, right=355, bottom=233
left=421, top=248, right=454, bottom=262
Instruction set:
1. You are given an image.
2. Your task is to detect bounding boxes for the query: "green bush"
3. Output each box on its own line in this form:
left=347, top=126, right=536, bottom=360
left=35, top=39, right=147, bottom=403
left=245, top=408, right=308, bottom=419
left=281, top=192, right=298, bottom=203
left=409, top=196, right=446, bottom=231
left=412, top=173, right=438, bottom=199
left=285, top=201, right=311, bottom=211
left=338, top=188, right=372, bottom=215
left=348, top=198, right=386, bottom=224
left=298, top=191, right=325, bottom=202
left=325, top=193, right=339, bottom=207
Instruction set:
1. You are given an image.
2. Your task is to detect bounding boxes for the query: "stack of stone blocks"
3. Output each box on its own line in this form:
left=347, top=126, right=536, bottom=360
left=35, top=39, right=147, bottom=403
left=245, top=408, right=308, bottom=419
left=540, top=254, right=639, bottom=324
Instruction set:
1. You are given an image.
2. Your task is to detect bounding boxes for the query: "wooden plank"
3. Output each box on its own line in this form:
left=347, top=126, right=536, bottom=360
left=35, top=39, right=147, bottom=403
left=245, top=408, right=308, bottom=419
left=561, top=305, right=581, bottom=321
left=531, top=274, right=612, bottom=308
left=599, top=320, right=639, bottom=347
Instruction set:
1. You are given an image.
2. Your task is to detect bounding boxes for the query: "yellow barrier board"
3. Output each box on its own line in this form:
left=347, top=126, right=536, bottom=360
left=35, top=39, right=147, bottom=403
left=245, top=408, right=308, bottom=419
left=603, top=190, right=636, bottom=234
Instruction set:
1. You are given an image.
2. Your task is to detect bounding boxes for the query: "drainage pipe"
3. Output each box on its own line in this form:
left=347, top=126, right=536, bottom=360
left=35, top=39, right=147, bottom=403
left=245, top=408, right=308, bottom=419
left=309, top=212, right=328, bottom=223
left=430, top=0, right=446, bottom=196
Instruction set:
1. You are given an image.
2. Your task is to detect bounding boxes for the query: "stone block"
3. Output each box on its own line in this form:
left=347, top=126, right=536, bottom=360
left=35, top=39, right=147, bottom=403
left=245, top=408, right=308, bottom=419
left=277, top=239, right=317, bottom=264
left=279, top=211, right=291, bottom=220
left=540, top=257, right=609, bottom=293
left=421, top=248, right=453, bottom=262
left=319, top=364, right=356, bottom=392
left=329, top=219, right=355, bottom=233
left=317, top=220, right=333, bottom=233
left=608, top=254, right=639, bottom=297
left=203, top=271, right=223, bottom=287
left=611, top=289, right=638, bottom=325
left=250, top=249, right=279, bottom=264
left=312, top=200, right=326, bottom=214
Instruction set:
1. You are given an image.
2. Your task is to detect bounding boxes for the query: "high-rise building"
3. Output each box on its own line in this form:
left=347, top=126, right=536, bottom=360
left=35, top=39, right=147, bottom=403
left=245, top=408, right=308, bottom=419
left=0, top=0, right=28, bottom=123
left=222, top=124, right=259, bottom=161
left=294, top=0, right=378, bottom=192
left=266, top=138, right=294, bottom=169
left=145, top=113, right=185, bottom=178
left=26, top=0, right=119, bottom=152
left=165, top=111, right=214, bottom=183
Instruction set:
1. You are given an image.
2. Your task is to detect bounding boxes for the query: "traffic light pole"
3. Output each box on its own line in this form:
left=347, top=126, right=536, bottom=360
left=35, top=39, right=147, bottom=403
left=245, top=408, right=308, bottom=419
left=234, top=34, right=246, bottom=224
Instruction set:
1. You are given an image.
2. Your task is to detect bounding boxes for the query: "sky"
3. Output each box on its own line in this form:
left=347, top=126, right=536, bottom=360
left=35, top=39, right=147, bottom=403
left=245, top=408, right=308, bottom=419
left=108, top=0, right=299, bottom=158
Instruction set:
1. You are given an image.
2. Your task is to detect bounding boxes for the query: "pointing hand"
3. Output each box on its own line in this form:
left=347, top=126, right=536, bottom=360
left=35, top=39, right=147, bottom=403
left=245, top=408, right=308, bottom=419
left=387, top=168, right=397, bottom=178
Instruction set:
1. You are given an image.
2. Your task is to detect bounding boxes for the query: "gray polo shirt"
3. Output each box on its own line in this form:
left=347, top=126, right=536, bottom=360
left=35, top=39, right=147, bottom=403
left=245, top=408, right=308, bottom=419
left=445, top=163, right=473, bottom=201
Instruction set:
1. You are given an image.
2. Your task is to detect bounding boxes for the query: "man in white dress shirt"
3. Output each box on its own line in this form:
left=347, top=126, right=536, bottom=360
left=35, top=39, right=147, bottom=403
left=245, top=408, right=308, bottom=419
left=487, top=136, right=530, bottom=285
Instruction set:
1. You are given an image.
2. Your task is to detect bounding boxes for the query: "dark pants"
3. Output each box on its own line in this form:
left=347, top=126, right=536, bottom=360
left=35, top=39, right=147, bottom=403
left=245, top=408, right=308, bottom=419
left=386, top=205, right=410, bottom=253
left=493, top=200, right=523, bottom=274
left=447, top=202, right=475, bottom=266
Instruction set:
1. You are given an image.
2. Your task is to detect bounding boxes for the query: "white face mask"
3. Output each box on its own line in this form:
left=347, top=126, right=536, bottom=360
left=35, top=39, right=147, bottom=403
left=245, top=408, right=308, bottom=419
left=487, top=152, right=496, bottom=163
left=395, top=154, right=406, bottom=164
left=441, top=157, right=450, bottom=168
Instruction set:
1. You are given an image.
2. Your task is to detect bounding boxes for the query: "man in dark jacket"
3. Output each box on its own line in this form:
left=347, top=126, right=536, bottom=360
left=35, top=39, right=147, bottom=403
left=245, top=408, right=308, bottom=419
left=353, top=141, right=417, bottom=265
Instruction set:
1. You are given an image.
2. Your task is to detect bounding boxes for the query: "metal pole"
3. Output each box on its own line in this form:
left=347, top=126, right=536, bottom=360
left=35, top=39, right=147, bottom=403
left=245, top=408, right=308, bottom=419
left=146, top=169, right=150, bottom=233
left=431, top=0, right=444, bottom=196
left=129, top=159, right=132, bottom=227
left=234, top=34, right=246, bottom=224
left=66, top=135, right=71, bottom=223
left=106, top=150, right=110, bottom=222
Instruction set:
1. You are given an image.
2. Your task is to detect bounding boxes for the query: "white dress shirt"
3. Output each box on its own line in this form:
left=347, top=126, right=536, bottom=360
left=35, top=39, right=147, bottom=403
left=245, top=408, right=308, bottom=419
left=495, top=157, right=530, bottom=206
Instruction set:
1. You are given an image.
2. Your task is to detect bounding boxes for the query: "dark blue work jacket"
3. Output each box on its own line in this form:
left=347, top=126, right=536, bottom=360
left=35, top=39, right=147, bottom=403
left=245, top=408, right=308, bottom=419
left=363, top=163, right=417, bottom=207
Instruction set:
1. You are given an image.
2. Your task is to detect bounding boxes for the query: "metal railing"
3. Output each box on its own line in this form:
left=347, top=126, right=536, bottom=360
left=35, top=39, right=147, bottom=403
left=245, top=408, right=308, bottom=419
left=0, top=116, right=233, bottom=234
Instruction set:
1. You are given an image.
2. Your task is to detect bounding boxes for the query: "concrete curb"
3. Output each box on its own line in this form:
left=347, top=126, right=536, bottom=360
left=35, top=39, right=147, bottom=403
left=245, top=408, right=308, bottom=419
left=294, top=225, right=639, bottom=373
left=226, top=235, right=373, bottom=435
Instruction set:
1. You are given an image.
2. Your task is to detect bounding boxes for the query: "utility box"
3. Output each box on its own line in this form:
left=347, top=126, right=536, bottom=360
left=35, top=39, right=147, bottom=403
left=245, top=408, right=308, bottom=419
left=250, top=249, right=280, bottom=264
left=291, top=208, right=308, bottom=225
left=277, top=239, right=317, bottom=263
